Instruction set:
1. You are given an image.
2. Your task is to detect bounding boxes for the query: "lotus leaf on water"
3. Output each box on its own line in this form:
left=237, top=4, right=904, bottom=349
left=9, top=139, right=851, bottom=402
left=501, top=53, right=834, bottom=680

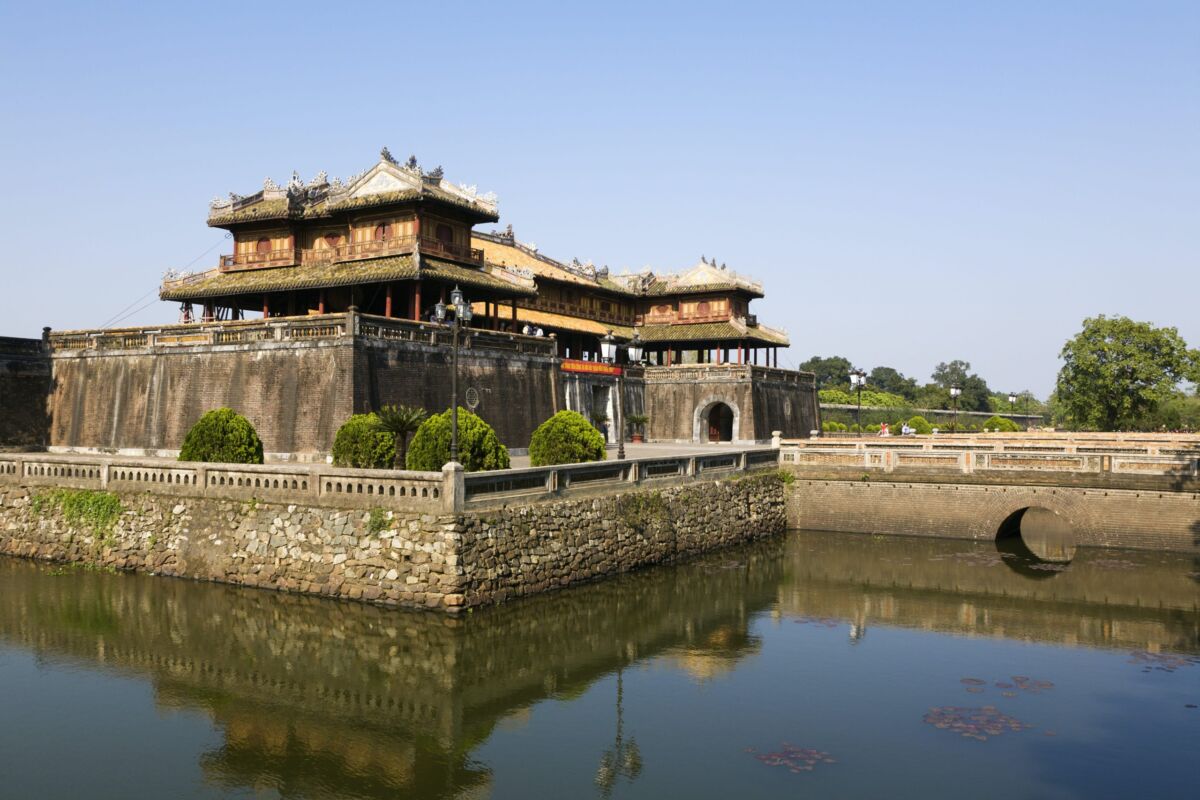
left=748, top=743, right=836, bottom=774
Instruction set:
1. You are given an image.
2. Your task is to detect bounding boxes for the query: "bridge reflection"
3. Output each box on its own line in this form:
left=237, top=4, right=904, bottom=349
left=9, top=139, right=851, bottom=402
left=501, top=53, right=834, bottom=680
left=0, top=530, right=1195, bottom=798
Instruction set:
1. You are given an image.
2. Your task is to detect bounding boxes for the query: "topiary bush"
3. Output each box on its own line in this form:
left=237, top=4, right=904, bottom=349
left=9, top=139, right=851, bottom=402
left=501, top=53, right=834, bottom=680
left=982, top=415, right=1022, bottom=433
left=406, top=408, right=510, bottom=472
left=907, top=415, right=934, bottom=435
left=332, top=413, right=395, bottom=469
left=178, top=408, right=264, bottom=464
left=529, top=410, right=607, bottom=466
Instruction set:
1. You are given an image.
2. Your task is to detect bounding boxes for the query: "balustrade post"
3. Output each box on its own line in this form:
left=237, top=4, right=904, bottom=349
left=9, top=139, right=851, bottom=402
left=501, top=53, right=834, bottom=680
left=99, top=463, right=109, bottom=489
left=442, top=462, right=465, bottom=513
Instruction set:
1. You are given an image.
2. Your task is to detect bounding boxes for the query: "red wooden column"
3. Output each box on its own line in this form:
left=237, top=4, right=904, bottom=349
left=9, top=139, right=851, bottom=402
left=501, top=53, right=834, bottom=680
left=318, top=290, right=325, bottom=314
left=512, top=301, right=518, bottom=327
left=385, top=284, right=393, bottom=318
left=413, top=280, right=422, bottom=320
left=262, top=295, right=270, bottom=318
left=737, top=342, right=744, bottom=364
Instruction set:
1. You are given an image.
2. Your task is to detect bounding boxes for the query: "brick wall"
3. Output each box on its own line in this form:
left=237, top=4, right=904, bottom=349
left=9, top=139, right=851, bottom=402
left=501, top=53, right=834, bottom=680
left=50, top=339, right=355, bottom=456
left=785, top=478, right=1200, bottom=553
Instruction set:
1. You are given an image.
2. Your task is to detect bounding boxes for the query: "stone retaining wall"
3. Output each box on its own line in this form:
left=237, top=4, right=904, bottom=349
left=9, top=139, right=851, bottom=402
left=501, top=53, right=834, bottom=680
left=0, top=471, right=789, bottom=611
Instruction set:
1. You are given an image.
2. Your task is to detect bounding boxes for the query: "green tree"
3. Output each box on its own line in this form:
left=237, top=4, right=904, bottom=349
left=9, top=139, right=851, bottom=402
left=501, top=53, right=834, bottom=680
left=868, top=366, right=918, bottom=400
left=332, top=413, right=395, bottom=469
left=1055, top=315, right=1198, bottom=431
left=529, top=411, right=607, bottom=466
left=178, top=408, right=264, bottom=464
left=372, top=405, right=427, bottom=468
left=931, top=360, right=992, bottom=412
left=799, top=355, right=853, bottom=389
left=406, top=408, right=510, bottom=472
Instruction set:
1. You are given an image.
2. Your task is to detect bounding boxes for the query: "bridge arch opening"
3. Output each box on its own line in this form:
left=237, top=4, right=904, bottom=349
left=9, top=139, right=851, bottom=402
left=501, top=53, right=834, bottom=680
left=995, top=507, right=1076, bottom=570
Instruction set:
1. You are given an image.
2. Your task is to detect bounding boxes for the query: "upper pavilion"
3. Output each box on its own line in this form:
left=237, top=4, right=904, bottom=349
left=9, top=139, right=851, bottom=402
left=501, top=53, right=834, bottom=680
left=160, top=149, right=788, bottom=366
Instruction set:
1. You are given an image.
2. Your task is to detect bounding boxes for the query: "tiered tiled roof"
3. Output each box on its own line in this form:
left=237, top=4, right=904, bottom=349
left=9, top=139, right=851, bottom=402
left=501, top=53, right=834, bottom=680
left=207, top=148, right=500, bottom=228
left=161, top=255, right=534, bottom=301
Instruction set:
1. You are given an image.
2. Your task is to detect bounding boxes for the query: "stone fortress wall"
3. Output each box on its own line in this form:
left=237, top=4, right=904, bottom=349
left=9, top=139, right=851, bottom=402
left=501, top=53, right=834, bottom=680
left=0, top=461, right=788, bottom=611
left=15, top=312, right=819, bottom=458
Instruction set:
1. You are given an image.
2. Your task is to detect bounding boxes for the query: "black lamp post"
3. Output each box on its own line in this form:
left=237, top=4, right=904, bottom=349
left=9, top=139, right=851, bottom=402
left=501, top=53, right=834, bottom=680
left=434, top=286, right=473, bottom=464
left=849, top=369, right=867, bottom=430
left=949, top=385, right=962, bottom=432
left=1008, top=392, right=1017, bottom=422
left=600, top=330, right=644, bottom=460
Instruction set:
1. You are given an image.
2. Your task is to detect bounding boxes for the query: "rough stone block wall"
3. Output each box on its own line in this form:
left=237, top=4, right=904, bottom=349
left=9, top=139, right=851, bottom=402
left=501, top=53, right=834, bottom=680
left=0, top=486, right=466, bottom=610
left=50, top=341, right=355, bottom=456
left=785, top=478, right=1200, bottom=553
left=458, top=472, right=788, bottom=606
left=0, top=338, right=51, bottom=449
left=354, top=340, right=558, bottom=448
left=644, top=376, right=755, bottom=441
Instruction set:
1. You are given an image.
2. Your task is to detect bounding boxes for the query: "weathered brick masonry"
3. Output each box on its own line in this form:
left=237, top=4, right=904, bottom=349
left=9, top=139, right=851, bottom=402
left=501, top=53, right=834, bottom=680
left=785, top=478, right=1200, bottom=553
left=0, top=472, right=788, bottom=611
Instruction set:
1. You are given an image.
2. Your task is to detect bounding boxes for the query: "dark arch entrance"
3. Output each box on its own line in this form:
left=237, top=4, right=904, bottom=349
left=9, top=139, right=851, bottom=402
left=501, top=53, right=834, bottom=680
left=707, top=403, right=734, bottom=442
left=995, top=507, right=1076, bottom=574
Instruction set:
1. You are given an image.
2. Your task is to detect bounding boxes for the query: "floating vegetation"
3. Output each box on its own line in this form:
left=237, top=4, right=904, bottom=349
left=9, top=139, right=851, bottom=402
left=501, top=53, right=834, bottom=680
left=792, top=616, right=841, bottom=628
left=957, top=675, right=1054, bottom=696
left=747, top=743, right=835, bottom=773
left=923, top=706, right=1034, bottom=741
left=1129, top=651, right=1200, bottom=673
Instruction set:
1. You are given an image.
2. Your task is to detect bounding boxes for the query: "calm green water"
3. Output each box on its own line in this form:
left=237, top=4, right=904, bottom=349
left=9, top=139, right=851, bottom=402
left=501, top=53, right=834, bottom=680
left=1, top=531, right=1197, bottom=800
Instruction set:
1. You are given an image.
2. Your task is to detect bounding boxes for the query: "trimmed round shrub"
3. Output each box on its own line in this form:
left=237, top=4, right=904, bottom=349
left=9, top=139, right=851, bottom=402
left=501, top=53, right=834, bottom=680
left=332, top=413, right=395, bottom=469
left=983, top=415, right=1022, bottom=433
left=178, top=408, right=264, bottom=464
left=529, top=410, right=606, bottom=467
left=406, top=408, right=510, bottom=472
left=907, top=415, right=934, bottom=435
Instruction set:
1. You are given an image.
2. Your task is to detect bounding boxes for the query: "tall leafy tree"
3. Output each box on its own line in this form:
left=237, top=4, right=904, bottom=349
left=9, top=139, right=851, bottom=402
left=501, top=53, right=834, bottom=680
left=798, top=355, right=853, bottom=388
left=930, top=360, right=992, bottom=412
left=1055, top=315, right=1197, bottom=431
left=867, top=366, right=918, bottom=399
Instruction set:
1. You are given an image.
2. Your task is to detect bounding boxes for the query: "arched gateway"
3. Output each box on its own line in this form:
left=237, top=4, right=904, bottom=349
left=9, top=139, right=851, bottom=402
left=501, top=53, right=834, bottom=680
left=692, top=397, right=740, bottom=443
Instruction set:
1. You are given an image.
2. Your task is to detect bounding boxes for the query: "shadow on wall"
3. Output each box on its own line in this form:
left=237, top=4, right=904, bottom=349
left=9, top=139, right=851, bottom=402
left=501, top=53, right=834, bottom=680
left=0, top=350, right=52, bottom=451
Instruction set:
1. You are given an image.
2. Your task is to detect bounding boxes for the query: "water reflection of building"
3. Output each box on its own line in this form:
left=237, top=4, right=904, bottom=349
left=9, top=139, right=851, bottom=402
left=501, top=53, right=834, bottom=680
left=0, top=546, right=781, bottom=800
left=777, top=531, right=1200, bottom=653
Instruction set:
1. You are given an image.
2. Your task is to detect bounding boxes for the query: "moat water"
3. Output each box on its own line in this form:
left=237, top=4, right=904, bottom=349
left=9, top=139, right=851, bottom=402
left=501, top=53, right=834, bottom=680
left=1, top=531, right=1197, bottom=800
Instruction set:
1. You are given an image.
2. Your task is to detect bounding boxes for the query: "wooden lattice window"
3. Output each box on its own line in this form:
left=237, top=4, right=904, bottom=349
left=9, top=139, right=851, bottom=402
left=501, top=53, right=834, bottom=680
left=256, top=237, right=271, bottom=255
left=324, top=233, right=341, bottom=249
left=374, top=223, right=388, bottom=241
left=435, top=223, right=454, bottom=245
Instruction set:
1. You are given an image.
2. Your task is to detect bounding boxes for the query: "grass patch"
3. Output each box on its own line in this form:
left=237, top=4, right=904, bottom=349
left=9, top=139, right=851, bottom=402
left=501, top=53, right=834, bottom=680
left=32, top=489, right=123, bottom=537
left=367, top=507, right=390, bottom=535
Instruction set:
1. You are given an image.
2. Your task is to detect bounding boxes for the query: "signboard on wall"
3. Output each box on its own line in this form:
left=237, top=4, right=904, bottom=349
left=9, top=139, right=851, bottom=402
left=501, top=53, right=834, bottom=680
left=560, top=359, right=621, bottom=377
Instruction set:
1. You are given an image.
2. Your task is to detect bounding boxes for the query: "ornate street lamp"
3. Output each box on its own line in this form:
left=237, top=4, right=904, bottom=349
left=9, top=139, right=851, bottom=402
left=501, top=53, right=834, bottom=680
left=600, top=330, right=644, bottom=460
left=1008, top=392, right=1017, bottom=422
left=434, top=286, right=473, bottom=464
left=849, top=369, right=867, bottom=430
left=949, top=385, right=962, bottom=432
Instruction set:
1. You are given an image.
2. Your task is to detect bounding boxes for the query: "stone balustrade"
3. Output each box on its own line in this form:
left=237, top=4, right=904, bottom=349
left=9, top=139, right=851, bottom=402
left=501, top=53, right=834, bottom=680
left=785, top=435, right=1200, bottom=457
left=0, top=453, right=453, bottom=513
left=779, top=443, right=1199, bottom=480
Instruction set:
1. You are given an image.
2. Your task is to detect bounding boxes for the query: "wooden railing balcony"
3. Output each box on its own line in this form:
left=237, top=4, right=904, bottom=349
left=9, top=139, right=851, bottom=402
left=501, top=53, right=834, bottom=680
left=219, top=249, right=297, bottom=270
left=224, top=236, right=486, bottom=271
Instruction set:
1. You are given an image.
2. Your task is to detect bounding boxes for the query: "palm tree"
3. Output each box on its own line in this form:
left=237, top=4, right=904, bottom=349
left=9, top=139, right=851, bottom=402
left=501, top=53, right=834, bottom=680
left=373, top=405, right=427, bottom=469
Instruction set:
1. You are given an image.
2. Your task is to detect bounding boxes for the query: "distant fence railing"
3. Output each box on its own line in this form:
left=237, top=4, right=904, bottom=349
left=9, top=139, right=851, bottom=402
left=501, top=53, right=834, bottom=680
left=779, top=444, right=1199, bottom=480
left=461, top=447, right=781, bottom=508
left=783, top=436, right=1200, bottom=458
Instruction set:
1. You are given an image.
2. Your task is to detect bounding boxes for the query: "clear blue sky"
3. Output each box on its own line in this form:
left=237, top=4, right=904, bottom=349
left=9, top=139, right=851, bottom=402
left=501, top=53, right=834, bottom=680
left=2, top=1, right=1196, bottom=397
